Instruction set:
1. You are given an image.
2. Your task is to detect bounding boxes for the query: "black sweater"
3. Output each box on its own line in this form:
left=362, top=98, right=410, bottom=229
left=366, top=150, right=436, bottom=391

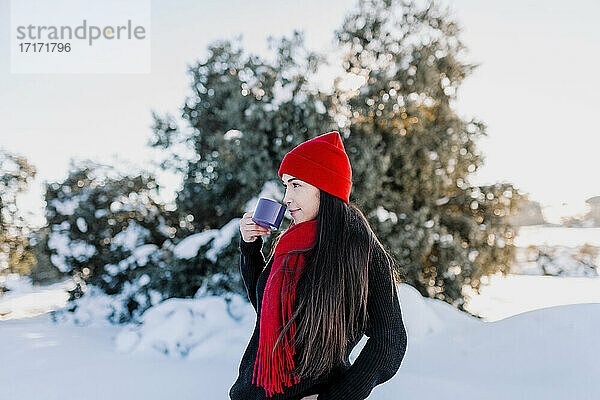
left=229, top=235, right=407, bottom=400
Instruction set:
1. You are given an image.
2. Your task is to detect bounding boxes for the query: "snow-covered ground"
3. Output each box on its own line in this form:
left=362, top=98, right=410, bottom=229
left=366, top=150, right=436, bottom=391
left=1, top=226, right=599, bottom=399
left=514, top=225, right=600, bottom=247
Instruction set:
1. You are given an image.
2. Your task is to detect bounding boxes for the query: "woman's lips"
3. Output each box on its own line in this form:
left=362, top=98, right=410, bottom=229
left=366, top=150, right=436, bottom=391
left=290, top=209, right=300, bottom=214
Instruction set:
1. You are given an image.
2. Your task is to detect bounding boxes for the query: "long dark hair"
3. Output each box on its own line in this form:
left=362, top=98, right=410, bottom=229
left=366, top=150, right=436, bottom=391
left=265, top=189, right=397, bottom=380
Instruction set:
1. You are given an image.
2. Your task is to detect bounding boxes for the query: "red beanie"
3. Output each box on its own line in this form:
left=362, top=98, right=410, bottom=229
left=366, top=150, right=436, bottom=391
left=278, top=131, right=353, bottom=204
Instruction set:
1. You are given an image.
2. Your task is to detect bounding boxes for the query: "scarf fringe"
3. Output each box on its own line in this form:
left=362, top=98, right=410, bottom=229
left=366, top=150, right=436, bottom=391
left=252, top=263, right=302, bottom=397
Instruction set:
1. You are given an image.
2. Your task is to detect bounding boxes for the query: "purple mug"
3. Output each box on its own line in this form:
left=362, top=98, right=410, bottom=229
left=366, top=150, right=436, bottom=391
left=252, top=197, right=287, bottom=230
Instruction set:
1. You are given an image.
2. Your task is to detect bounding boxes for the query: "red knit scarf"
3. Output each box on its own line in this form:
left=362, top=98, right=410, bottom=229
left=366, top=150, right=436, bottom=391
left=252, top=218, right=317, bottom=397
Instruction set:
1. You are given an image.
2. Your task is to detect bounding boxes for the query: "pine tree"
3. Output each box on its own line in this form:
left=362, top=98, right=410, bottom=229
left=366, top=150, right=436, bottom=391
left=44, top=160, right=173, bottom=322
left=0, top=150, right=37, bottom=276
left=331, top=0, right=524, bottom=309
left=29, top=226, right=68, bottom=285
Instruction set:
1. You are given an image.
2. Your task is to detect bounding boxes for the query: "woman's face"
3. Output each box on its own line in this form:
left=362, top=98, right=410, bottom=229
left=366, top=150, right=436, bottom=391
left=281, top=173, right=320, bottom=224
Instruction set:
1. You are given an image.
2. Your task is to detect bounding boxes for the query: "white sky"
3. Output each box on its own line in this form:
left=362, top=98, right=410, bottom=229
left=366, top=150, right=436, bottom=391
left=0, top=0, right=598, bottom=228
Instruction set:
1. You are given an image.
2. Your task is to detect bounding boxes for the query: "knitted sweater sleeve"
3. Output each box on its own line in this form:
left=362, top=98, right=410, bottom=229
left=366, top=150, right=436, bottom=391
left=238, top=235, right=266, bottom=312
left=317, top=249, right=408, bottom=400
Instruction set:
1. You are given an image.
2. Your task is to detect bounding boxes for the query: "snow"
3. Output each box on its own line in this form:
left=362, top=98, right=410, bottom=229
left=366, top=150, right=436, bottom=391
left=1, top=226, right=600, bottom=399
left=50, top=196, right=80, bottom=216
left=515, top=225, right=600, bottom=247
left=173, top=218, right=239, bottom=261
left=224, top=129, right=243, bottom=140
left=106, top=244, right=159, bottom=276
left=90, top=221, right=161, bottom=276
left=130, top=244, right=158, bottom=267
left=2, top=273, right=599, bottom=399
left=272, top=80, right=295, bottom=108
left=0, top=274, right=72, bottom=320
left=1, top=313, right=220, bottom=400
left=463, top=272, right=600, bottom=322
left=338, top=72, right=366, bottom=92
left=112, top=221, right=150, bottom=251
left=524, top=245, right=598, bottom=277
left=47, top=280, right=163, bottom=326
left=47, top=224, right=97, bottom=272
left=375, top=206, right=398, bottom=224
left=76, top=217, right=88, bottom=232
left=115, top=295, right=254, bottom=359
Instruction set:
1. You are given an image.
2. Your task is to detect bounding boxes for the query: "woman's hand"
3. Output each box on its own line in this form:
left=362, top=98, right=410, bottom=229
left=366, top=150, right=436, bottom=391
left=300, top=395, right=319, bottom=400
left=240, top=211, right=272, bottom=243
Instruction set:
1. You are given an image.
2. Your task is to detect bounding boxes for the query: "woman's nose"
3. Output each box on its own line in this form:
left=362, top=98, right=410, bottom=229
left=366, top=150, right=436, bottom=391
left=283, top=192, right=291, bottom=207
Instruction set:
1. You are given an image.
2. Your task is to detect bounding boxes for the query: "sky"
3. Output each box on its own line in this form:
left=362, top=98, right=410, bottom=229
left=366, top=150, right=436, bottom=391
left=1, top=0, right=599, bottom=228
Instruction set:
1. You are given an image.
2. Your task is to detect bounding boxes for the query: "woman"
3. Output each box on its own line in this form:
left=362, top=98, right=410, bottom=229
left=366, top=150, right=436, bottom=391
left=229, top=131, right=407, bottom=400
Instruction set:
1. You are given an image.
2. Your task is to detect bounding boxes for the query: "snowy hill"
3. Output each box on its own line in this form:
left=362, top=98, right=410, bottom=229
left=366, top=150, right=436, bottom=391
left=1, top=272, right=599, bottom=400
